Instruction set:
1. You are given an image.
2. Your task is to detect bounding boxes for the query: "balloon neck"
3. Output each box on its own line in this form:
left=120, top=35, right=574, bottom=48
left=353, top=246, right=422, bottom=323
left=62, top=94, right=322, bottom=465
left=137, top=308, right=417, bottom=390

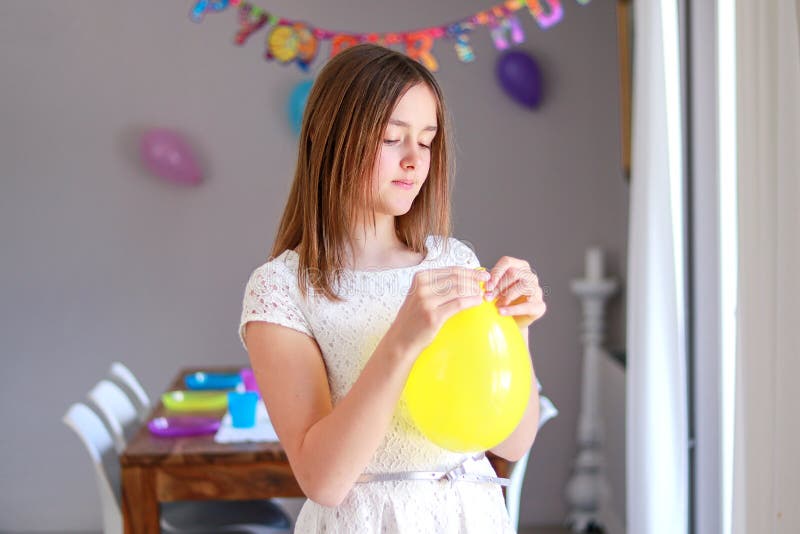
left=475, top=266, right=488, bottom=293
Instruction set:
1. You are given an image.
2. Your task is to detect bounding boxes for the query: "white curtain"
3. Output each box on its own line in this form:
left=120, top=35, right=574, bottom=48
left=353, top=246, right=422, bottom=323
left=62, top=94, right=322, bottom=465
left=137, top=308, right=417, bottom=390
left=732, top=1, right=800, bottom=533
left=626, top=0, right=689, bottom=532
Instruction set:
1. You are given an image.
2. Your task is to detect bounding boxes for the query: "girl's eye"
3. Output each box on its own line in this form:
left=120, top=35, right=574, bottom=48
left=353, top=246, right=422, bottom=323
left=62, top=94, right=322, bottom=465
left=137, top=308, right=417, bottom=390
left=383, top=139, right=431, bottom=149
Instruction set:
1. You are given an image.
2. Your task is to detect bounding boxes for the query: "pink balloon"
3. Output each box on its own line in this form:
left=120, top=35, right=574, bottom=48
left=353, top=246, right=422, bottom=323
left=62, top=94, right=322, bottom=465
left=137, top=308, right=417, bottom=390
left=139, top=128, right=202, bottom=186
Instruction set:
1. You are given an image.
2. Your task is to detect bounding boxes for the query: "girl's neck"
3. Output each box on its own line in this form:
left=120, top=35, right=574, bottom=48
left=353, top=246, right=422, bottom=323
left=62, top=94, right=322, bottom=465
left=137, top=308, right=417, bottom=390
left=348, top=215, right=417, bottom=270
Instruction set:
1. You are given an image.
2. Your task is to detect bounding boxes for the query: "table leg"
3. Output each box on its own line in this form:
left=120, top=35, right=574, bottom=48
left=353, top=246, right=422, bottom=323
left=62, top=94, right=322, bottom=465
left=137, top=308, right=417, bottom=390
left=121, top=466, right=160, bottom=533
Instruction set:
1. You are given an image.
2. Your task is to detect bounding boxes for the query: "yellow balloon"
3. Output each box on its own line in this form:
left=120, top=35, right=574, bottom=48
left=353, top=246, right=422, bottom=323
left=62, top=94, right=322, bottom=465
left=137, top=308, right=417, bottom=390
left=403, top=271, right=532, bottom=452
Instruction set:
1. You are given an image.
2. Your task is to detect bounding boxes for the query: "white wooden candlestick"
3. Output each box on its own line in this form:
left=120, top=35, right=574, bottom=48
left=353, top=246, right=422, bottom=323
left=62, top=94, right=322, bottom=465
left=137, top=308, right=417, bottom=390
left=565, top=247, right=619, bottom=532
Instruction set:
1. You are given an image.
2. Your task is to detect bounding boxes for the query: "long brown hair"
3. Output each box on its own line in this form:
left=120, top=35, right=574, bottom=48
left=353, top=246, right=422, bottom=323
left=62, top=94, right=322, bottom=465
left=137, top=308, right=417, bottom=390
left=270, top=43, right=453, bottom=301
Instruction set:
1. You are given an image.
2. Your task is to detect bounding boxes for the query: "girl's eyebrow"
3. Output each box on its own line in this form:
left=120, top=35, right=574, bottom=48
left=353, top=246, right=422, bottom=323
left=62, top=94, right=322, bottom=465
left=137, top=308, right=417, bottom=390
left=388, top=119, right=438, bottom=132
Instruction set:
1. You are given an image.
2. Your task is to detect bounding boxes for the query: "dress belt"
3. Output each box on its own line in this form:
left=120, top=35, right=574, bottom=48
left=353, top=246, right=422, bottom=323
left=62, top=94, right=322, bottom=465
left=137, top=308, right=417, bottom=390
left=356, top=453, right=511, bottom=487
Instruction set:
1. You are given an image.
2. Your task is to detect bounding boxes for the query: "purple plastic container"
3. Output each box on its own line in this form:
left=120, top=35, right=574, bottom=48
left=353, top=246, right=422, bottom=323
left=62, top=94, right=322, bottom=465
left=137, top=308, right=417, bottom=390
left=147, top=416, right=221, bottom=438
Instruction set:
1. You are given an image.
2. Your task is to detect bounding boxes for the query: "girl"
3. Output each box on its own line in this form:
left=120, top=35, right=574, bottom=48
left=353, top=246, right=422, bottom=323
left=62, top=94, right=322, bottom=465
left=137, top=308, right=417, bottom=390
left=240, top=43, right=548, bottom=533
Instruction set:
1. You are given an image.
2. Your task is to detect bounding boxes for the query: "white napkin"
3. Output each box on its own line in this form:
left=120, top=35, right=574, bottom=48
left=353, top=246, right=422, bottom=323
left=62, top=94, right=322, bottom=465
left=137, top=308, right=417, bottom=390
left=214, top=400, right=280, bottom=443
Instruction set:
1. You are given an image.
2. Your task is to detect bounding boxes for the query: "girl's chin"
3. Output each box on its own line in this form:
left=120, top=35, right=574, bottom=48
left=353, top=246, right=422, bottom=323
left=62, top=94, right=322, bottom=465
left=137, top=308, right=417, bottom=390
left=375, top=200, right=415, bottom=217
left=392, top=202, right=416, bottom=215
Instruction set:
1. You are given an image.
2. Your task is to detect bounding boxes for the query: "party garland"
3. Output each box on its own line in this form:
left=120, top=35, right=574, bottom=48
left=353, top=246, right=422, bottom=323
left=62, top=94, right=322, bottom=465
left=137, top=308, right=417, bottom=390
left=190, top=0, right=592, bottom=72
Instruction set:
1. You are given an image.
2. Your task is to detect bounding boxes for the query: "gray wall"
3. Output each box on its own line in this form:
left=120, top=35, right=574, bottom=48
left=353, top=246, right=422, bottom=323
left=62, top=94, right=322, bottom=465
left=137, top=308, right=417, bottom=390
left=0, top=0, right=627, bottom=530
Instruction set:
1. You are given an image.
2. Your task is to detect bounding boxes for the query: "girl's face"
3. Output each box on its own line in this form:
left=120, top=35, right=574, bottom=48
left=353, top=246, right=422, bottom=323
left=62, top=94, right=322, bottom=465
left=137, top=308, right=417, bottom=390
left=370, top=83, right=438, bottom=217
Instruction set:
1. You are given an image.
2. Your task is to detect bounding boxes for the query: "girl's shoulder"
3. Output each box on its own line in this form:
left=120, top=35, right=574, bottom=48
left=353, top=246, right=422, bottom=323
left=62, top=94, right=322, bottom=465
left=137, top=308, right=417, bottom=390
left=243, top=250, right=304, bottom=303
left=251, top=249, right=300, bottom=277
left=239, top=253, right=313, bottom=345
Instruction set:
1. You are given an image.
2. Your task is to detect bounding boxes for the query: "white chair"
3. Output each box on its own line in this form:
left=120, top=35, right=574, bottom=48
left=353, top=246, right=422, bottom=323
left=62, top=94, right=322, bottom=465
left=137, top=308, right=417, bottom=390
left=63, top=402, right=292, bottom=534
left=63, top=403, right=123, bottom=534
left=108, top=361, right=151, bottom=422
left=86, top=379, right=139, bottom=454
left=505, top=449, right=531, bottom=532
left=504, top=385, right=560, bottom=531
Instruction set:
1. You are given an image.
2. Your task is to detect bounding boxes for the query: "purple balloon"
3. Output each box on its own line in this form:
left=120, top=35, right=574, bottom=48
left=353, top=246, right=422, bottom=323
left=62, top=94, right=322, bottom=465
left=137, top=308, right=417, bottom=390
left=139, top=128, right=202, bottom=186
left=496, top=51, right=543, bottom=109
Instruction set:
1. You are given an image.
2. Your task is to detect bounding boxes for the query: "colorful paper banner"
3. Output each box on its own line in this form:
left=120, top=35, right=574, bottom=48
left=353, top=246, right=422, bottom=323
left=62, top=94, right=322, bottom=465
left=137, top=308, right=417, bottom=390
left=190, top=0, right=592, bottom=72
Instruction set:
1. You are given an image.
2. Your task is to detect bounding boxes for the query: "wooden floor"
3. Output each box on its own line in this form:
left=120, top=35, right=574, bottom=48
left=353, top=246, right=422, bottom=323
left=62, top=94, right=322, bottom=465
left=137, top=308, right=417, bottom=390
left=6, top=525, right=572, bottom=534
left=519, top=526, right=571, bottom=534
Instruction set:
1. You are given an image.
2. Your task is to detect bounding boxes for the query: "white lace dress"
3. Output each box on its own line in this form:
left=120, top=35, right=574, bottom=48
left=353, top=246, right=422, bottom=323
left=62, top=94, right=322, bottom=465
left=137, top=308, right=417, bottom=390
left=239, top=236, right=518, bottom=533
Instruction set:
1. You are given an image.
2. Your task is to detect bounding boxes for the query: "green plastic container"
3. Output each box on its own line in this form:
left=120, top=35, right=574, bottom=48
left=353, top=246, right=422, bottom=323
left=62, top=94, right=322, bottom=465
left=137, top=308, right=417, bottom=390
left=162, top=390, right=228, bottom=412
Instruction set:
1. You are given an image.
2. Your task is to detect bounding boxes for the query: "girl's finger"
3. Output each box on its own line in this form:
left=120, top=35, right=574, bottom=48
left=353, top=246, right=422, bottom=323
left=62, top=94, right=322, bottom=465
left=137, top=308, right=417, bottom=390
left=486, top=264, right=516, bottom=294
left=426, top=275, right=487, bottom=307
left=486, top=257, right=516, bottom=292
left=493, top=278, right=528, bottom=306
left=484, top=280, right=519, bottom=306
left=423, top=266, right=490, bottom=282
left=422, top=268, right=487, bottom=296
left=486, top=264, right=508, bottom=291
left=513, top=281, right=543, bottom=303
left=497, top=300, right=547, bottom=319
left=436, top=294, right=485, bottom=319
left=487, top=266, right=536, bottom=301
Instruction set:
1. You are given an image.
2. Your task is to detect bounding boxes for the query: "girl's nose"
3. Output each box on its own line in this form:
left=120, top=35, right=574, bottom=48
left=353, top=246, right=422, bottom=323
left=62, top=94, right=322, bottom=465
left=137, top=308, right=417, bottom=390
left=401, top=145, right=421, bottom=170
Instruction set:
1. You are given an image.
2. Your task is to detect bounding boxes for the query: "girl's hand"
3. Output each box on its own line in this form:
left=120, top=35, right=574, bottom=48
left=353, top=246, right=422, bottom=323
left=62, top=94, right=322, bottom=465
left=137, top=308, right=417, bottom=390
left=386, top=267, right=490, bottom=360
left=484, top=256, right=546, bottom=329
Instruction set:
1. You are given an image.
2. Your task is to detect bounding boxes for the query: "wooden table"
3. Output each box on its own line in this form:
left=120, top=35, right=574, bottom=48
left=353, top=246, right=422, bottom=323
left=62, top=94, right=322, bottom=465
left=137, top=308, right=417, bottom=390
left=120, top=366, right=512, bottom=533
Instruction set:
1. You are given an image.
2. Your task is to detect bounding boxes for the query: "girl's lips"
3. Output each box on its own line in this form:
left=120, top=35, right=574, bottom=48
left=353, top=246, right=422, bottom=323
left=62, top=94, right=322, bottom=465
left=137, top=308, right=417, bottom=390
left=392, top=180, right=414, bottom=189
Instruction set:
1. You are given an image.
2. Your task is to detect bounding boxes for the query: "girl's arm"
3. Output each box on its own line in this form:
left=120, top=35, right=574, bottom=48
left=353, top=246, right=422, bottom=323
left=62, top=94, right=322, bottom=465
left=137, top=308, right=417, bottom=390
left=246, top=321, right=415, bottom=508
left=488, top=327, right=541, bottom=461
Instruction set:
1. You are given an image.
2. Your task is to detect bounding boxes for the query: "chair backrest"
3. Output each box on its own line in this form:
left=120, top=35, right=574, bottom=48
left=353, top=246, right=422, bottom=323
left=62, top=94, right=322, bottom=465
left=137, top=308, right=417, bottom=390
left=505, top=448, right=531, bottom=532
left=108, top=361, right=151, bottom=421
left=87, top=379, right=140, bottom=454
left=505, top=386, right=559, bottom=530
left=62, top=403, right=123, bottom=534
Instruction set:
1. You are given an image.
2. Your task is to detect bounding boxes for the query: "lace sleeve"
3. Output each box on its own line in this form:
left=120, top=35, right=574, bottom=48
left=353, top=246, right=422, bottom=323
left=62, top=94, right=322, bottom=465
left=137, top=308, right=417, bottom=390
left=447, top=237, right=482, bottom=269
left=239, top=262, right=313, bottom=348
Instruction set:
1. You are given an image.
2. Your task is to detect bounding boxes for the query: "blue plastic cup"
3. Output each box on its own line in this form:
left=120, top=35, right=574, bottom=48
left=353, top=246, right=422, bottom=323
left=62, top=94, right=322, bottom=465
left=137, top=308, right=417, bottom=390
left=227, top=391, right=259, bottom=428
